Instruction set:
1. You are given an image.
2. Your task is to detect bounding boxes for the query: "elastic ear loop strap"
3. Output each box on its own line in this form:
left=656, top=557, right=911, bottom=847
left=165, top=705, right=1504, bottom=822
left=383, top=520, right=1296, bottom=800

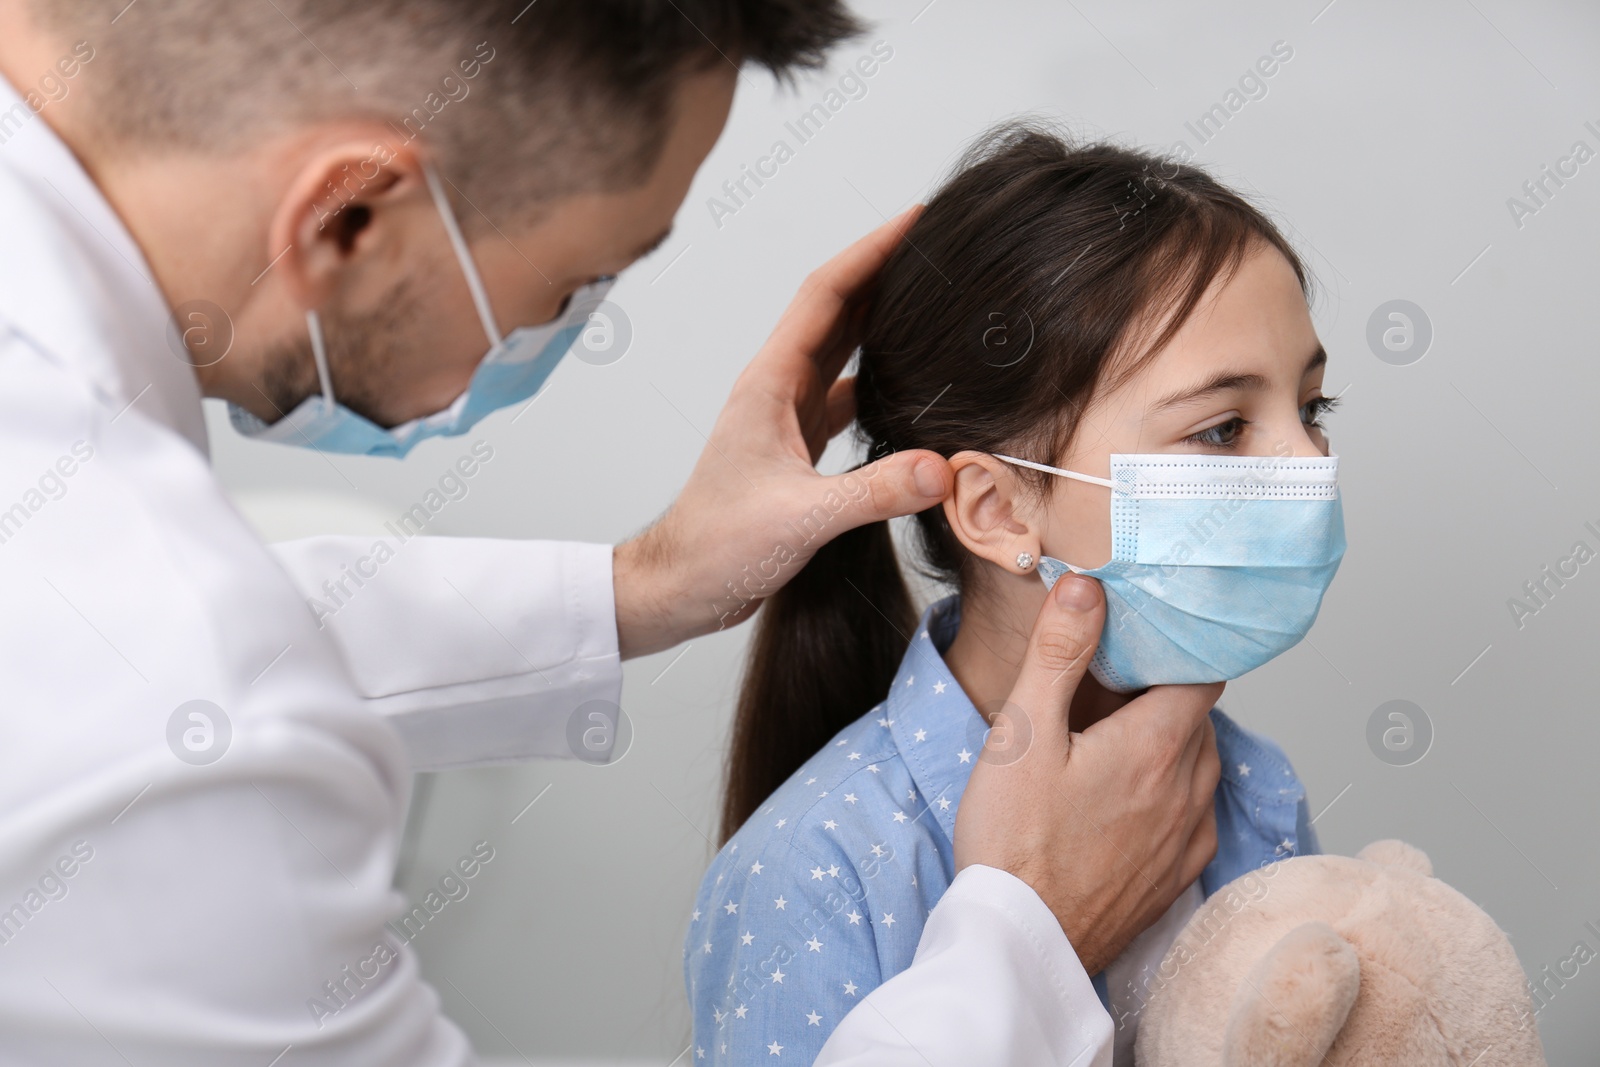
left=422, top=162, right=503, bottom=348
left=305, top=310, right=335, bottom=405
left=992, top=453, right=1116, bottom=489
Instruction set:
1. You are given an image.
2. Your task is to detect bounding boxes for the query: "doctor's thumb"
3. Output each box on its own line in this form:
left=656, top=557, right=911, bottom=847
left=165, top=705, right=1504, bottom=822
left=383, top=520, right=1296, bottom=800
left=1004, top=575, right=1105, bottom=751
left=833, top=449, right=952, bottom=530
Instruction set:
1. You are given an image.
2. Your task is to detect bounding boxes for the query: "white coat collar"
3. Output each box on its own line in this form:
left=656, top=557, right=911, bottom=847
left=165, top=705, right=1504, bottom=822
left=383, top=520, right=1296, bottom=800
left=0, top=74, right=208, bottom=454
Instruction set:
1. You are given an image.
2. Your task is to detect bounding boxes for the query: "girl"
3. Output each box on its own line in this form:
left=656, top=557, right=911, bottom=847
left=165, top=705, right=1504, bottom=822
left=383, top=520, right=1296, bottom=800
left=684, top=123, right=1340, bottom=1065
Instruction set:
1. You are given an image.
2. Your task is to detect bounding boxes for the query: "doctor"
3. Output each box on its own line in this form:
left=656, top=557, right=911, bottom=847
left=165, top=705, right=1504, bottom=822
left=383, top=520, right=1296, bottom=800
left=0, top=1, right=1221, bottom=1063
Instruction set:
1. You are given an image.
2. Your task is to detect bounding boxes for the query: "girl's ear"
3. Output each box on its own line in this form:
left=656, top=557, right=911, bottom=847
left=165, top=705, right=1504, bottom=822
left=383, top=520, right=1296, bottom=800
left=943, top=451, right=1042, bottom=573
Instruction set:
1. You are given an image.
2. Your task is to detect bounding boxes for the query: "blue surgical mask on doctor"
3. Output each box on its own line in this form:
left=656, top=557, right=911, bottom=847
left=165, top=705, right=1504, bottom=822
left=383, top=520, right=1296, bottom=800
left=228, top=165, right=616, bottom=457
left=994, top=452, right=1346, bottom=693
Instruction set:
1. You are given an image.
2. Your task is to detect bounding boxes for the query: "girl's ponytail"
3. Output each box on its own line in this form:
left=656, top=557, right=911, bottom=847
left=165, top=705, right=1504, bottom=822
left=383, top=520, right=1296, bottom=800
left=719, top=516, right=914, bottom=843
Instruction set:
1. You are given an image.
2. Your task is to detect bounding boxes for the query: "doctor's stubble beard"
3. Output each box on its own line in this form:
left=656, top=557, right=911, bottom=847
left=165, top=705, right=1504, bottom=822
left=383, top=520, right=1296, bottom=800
left=256, top=277, right=422, bottom=429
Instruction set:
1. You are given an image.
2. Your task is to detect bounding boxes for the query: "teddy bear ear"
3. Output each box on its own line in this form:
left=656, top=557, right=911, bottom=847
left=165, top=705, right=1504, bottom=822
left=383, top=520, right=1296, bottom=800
left=1222, top=921, right=1360, bottom=1067
left=1356, top=839, right=1433, bottom=877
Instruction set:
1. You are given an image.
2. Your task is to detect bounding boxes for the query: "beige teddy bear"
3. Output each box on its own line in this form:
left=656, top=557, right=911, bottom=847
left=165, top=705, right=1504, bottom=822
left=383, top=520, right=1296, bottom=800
left=1135, top=840, right=1545, bottom=1066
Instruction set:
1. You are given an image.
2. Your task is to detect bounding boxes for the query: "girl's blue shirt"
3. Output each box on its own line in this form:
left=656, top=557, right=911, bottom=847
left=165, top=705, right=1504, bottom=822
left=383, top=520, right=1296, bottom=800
left=684, top=595, right=1317, bottom=1064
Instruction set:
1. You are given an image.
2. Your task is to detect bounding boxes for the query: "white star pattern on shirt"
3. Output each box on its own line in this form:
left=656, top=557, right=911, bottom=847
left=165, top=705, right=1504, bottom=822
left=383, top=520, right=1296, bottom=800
left=686, top=598, right=1305, bottom=1067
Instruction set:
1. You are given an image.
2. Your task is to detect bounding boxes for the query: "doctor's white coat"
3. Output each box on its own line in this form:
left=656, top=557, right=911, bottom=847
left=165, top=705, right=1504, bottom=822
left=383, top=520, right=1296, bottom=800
left=0, top=74, right=1111, bottom=1066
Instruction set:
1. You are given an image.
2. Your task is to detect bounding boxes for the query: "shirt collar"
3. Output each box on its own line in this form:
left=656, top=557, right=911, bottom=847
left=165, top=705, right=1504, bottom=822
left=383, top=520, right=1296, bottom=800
left=0, top=74, right=207, bottom=453
left=886, top=595, right=1303, bottom=851
left=886, top=595, right=987, bottom=844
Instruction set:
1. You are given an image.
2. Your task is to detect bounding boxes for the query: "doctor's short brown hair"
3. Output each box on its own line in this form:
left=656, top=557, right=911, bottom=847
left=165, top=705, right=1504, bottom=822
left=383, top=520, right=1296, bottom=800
left=31, top=0, right=861, bottom=219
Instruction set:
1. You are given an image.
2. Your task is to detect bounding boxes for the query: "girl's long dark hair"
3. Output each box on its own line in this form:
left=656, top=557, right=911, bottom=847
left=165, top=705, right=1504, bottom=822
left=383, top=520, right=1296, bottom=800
left=719, top=123, right=1309, bottom=843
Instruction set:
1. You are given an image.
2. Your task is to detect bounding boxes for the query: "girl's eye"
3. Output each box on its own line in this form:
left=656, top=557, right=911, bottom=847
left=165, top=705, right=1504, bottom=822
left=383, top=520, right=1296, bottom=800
left=1186, top=416, right=1246, bottom=448
left=1301, top=395, right=1341, bottom=427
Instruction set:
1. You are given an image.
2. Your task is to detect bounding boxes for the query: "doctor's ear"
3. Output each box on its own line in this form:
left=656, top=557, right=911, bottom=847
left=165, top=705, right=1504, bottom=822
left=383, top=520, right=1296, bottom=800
left=269, top=141, right=429, bottom=307
left=942, top=451, right=1043, bottom=574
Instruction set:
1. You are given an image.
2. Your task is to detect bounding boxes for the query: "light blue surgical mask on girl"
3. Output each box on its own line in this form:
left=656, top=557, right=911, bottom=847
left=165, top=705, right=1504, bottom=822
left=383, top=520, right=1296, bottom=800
left=994, top=452, right=1346, bottom=693
left=228, top=165, right=616, bottom=458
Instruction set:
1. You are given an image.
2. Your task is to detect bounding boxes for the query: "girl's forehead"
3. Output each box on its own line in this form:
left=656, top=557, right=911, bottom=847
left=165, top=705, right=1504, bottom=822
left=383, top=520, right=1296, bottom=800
left=1100, top=248, right=1320, bottom=409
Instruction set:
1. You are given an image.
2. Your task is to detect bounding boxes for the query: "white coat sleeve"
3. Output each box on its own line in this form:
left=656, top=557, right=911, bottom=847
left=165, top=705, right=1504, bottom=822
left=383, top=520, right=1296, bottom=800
left=268, top=536, right=622, bottom=771
left=816, top=865, right=1114, bottom=1067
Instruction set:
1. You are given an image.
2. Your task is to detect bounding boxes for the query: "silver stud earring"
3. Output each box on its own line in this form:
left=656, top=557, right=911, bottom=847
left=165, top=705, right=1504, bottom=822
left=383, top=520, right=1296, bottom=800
left=1016, top=552, right=1034, bottom=571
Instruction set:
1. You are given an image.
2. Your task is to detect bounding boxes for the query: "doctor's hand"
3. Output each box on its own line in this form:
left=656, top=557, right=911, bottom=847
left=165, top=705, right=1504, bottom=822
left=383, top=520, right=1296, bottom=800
left=611, top=206, right=952, bottom=659
left=953, top=574, right=1223, bottom=976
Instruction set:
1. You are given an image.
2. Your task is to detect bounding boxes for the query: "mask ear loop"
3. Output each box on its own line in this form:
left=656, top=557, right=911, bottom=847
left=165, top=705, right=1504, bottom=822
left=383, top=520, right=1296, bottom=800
left=992, top=454, right=1115, bottom=576
left=306, top=310, right=336, bottom=407
left=421, top=162, right=503, bottom=348
left=992, top=453, right=1116, bottom=489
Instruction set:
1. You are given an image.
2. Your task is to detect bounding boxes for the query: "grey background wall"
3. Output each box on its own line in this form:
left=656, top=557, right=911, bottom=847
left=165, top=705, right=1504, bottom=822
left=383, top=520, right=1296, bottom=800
left=208, top=0, right=1600, bottom=1061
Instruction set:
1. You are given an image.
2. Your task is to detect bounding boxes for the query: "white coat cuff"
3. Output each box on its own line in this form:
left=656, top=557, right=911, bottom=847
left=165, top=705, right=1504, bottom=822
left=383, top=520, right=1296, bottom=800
left=817, top=864, right=1112, bottom=1066
left=940, top=865, right=1113, bottom=1058
left=382, top=539, right=624, bottom=770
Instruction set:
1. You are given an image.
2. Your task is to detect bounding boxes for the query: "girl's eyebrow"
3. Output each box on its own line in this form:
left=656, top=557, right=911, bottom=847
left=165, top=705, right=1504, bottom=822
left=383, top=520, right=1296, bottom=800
left=1151, top=345, right=1327, bottom=413
left=1151, top=371, right=1268, bottom=412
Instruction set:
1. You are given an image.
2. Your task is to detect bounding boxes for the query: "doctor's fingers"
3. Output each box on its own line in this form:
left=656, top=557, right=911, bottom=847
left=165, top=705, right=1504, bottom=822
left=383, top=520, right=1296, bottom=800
left=761, top=204, right=923, bottom=383
left=1094, top=680, right=1225, bottom=761
left=822, top=445, right=952, bottom=537
left=998, top=575, right=1106, bottom=757
left=1173, top=702, right=1220, bottom=793
left=1145, top=719, right=1219, bottom=904
left=824, top=375, right=857, bottom=438
left=1180, top=715, right=1221, bottom=832
left=1176, top=804, right=1220, bottom=891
